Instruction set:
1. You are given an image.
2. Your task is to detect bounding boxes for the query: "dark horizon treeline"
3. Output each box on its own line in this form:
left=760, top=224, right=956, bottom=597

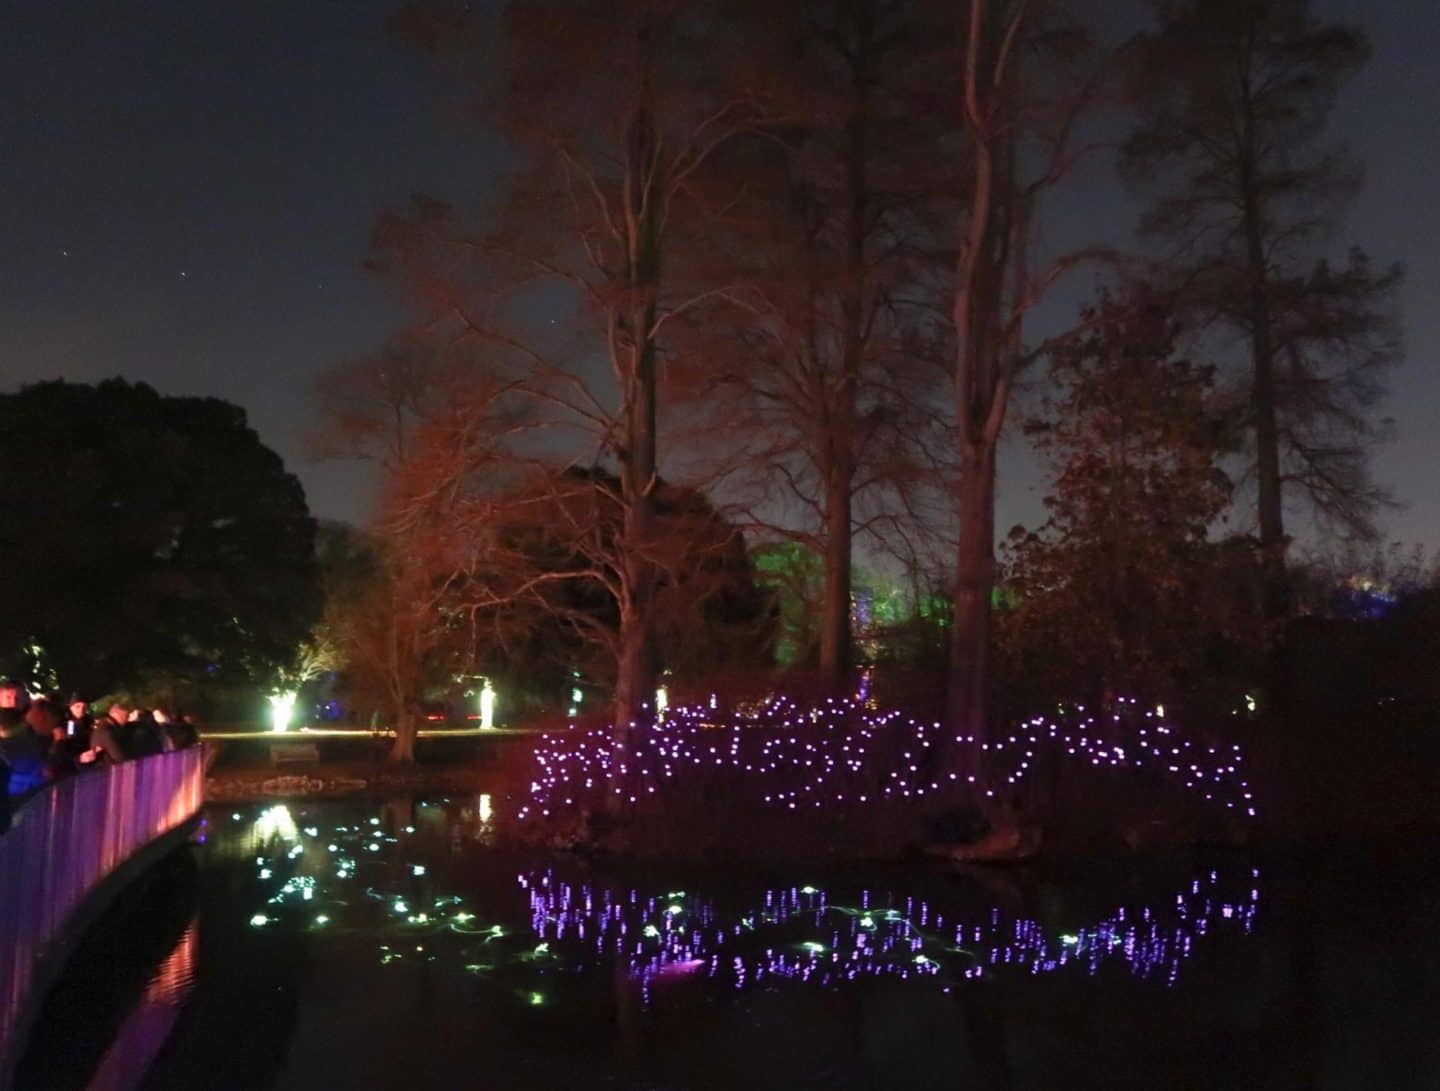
left=305, top=0, right=1402, bottom=762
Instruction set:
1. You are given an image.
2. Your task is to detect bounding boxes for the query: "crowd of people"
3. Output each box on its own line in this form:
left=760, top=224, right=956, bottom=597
left=0, top=687, right=200, bottom=831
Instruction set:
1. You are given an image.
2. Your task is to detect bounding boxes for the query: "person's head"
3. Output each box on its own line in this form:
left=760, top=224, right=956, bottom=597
left=152, top=708, right=170, bottom=724
left=68, top=698, right=87, bottom=720
left=107, top=701, right=131, bottom=725
left=25, top=698, right=63, bottom=738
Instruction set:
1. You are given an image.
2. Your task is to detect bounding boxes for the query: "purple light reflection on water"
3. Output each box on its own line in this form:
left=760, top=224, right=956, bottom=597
left=519, top=864, right=1261, bottom=1003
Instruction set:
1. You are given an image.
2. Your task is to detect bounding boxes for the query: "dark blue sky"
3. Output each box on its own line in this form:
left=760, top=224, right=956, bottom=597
left=2, top=0, right=1436, bottom=550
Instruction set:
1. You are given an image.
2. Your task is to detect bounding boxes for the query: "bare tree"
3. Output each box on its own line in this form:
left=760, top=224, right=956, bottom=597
left=1122, top=0, right=1402, bottom=624
left=388, top=1, right=782, bottom=743
left=943, top=0, right=1113, bottom=762
left=313, top=330, right=534, bottom=760
left=671, top=0, right=953, bottom=694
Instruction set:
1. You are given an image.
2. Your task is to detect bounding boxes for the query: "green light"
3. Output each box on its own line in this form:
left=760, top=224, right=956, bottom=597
left=533, top=942, right=550, bottom=955
left=665, top=903, right=683, bottom=916
left=454, top=912, right=475, bottom=923
left=859, top=915, right=875, bottom=929
left=643, top=924, right=660, bottom=938
left=412, top=864, right=426, bottom=876
left=393, top=901, right=409, bottom=914
left=250, top=914, right=269, bottom=927
left=528, top=992, right=544, bottom=1006
left=802, top=941, right=826, bottom=954
left=1061, top=933, right=1080, bottom=946
left=314, top=915, right=329, bottom=926
left=800, top=885, right=818, bottom=895
left=914, top=954, right=931, bottom=966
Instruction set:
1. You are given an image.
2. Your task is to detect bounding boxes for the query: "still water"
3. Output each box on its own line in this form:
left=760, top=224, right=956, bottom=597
left=17, top=795, right=1440, bottom=1090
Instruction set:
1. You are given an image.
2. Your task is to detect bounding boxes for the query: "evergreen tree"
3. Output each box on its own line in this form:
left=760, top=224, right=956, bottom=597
left=1000, top=292, right=1249, bottom=702
left=1122, top=0, right=1402, bottom=624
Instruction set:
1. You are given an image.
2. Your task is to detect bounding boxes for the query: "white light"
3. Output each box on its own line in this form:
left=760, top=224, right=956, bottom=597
left=268, top=690, right=298, bottom=733
left=478, top=793, right=493, bottom=824
left=479, top=680, right=497, bottom=730
left=655, top=686, right=669, bottom=720
left=253, top=804, right=298, bottom=844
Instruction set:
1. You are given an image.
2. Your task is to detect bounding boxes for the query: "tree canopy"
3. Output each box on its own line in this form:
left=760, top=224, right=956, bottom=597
left=0, top=379, right=319, bottom=700
left=998, top=291, right=1259, bottom=707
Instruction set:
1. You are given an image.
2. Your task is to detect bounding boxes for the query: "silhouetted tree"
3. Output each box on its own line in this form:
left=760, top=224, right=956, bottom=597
left=0, top=379, right=318, bottom=699
left=1122, top=0, right=1402, bottom=624
left=478, top=467, right=775, bottom=703
left=998, top=290, right=1253, bottom=705
left=673, top=0, right=953, bottom=695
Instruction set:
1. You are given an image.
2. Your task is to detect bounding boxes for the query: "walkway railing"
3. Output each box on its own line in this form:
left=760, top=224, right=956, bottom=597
left=0, top=747, right=205, bottom=1070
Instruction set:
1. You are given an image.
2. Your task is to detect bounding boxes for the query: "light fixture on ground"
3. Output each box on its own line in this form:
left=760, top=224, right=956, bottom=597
left=479, top=679, right=497, bottom=730
left=268, top=690, right=297, bottom=733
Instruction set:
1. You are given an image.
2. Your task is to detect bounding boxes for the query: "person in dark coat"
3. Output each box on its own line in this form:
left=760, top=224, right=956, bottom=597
left=4, top=698, right=63, bottom=795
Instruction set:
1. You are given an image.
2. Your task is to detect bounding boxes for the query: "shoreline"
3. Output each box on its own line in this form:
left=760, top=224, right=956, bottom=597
left=202, top=757, right=1437, bottom=866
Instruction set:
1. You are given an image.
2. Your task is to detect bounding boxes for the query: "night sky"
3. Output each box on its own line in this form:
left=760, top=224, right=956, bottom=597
left=2, top=0, right=1436, bottom=550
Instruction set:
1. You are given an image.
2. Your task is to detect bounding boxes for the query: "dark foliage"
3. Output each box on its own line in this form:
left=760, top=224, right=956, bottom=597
left=0, top=379, right=319, bottom=699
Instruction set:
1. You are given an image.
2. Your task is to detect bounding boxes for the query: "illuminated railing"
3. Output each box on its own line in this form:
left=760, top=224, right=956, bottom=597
left=0, top=747, right=204, bottom=1069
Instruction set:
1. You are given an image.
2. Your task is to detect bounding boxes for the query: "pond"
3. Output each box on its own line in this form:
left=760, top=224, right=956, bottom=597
left=15, top=794, right=1439, bottom=1090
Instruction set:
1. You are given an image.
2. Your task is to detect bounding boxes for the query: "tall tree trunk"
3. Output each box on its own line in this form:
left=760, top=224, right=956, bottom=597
left=946, top=441, right=996, bottom=763
left=389, top=706, right=418, bottom=763
left=611, top=38, right=661, bottom=741
left=819, top=462, right=853, bottom=692
left=816, top=4, right=872, bottom=697
left=1245, top=198, right=1287, bottom=627
left=1238, top=25, right=1288, bottom=629
left=613, top=344, right=658, bottom=735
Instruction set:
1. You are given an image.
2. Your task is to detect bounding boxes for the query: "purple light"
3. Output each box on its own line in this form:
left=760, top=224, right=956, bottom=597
left=515, top=695, right=1257, bottom=823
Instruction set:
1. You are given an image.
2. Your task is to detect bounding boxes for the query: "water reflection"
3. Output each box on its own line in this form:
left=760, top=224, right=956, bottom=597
left=221, top=796, right=1258, bottom=1006
left=13, top=850, right=199, bottom=1091
left=519, top=865, right=1260, bottom=1001
left=84, top=922, right=197, bottom=1091
left=26, top=797, right=1440, bottom=1090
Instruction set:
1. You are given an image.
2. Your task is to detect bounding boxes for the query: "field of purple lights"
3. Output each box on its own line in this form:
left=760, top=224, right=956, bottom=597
left=515, top=695, right=1258, bottom=827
